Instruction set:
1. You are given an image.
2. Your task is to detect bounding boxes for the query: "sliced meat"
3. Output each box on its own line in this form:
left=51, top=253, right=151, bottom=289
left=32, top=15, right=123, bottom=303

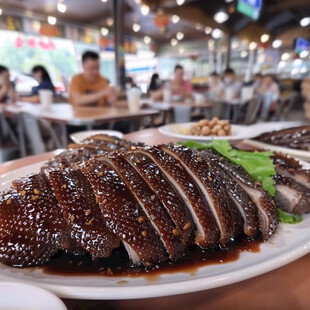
left=274, top=175, right=310, bottom=215
left=98, top=155, right=186, bottom=260
left=48, top=168, right=120, bottom=258
left=81, top=134, right=144, bottom=151
left=0, top=174, right=71, bottom=267
left=131, top=146, right=219, bottom=247
left=201, top=150, right=278, bottom=240
left=41, top=147, right=107, bottom=173
left=201, top=149, right=259, bottom=239
left=80, top=159, right=168, bottom=266
left=275, top=164, right=310, bottom=190
left=160, top=145, right=241, bottom=246
left=273, top=153, right=302, bottom=169
left=122, top=152, right=195, bottom=246
left=255, top=125, right=310, bottom=150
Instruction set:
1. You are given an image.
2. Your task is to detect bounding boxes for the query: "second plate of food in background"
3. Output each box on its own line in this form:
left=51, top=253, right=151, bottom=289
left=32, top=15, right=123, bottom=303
left=158, top=122, right=257, bottom=143
left=70, top=130, right=123, bottom=144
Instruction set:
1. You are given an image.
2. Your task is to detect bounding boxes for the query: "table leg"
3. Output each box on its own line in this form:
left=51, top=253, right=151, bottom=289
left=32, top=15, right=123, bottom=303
left=17, top=114, right=26, bottom=157
left=86, top=123, right=93, bottom=131
left=232, top=105, right=240, bottom=123
left=60, top=124, right=68, bottom=148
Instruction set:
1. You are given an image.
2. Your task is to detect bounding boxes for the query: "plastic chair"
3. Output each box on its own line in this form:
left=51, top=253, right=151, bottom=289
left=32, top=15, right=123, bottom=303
left=274, top=92, right=299, bottom=121
left=211, top=102, right=230, bottom=119
left=173, top=106, right=192, bottom=123
left=243, top=97, right=262, bottom=125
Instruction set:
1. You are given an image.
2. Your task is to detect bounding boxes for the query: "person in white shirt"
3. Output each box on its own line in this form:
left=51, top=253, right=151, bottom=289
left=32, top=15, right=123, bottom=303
left=256, top=74, right=280, bottom=112
left=223, top=68, right=242, bottom=100
left=207, top=72, right=225, bottom=99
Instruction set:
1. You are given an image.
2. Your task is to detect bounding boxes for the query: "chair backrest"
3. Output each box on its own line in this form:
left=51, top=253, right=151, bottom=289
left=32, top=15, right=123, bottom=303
left=275, top=92, right=299, bottom=120
left=211, top=102, right=230, bottom=119
left=173, top=106, right=192, bottom=123
left=244, top=97, right=262, bottom=125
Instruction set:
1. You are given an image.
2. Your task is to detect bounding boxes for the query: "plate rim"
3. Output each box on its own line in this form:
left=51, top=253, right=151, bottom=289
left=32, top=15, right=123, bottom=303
left=158, top=123, right=253, bottom=141
left=0, top=153, right=310, bottom=300
left=70, top=130, right=124, bottom=144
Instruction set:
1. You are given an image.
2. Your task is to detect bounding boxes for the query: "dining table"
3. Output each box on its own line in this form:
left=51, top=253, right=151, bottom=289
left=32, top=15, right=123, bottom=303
left=0, top=102, right=159, bottom=155
left=0, top=127, right=309, bottom=309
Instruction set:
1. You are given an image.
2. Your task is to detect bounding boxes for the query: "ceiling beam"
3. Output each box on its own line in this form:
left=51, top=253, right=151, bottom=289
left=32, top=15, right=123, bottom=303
left=267, top=0, right=310, bottom=13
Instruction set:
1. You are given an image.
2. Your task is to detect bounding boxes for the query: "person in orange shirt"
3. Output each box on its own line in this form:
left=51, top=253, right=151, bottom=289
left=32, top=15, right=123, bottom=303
left=69, top=51, right=117, bottom=106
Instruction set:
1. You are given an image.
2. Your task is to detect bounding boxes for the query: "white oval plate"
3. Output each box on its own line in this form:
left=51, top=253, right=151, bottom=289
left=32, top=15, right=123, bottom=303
left=158, top=121, right=305, bottom=144
left=158, top=123, right=253, bottom=143
left=0, top=160, right=310, bottom=300
left=0, top=281, right=67, bottom=310
left=70, top=130, right=123, bottom=144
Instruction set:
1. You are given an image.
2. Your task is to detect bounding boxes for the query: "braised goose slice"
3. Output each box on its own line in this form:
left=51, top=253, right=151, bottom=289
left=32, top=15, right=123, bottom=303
left=0, top=174, right=71, bottom=267
left=122, top=152, right=194, bottom=246
left=273, top=155, right=310, bottom=190
left=48, top=168, right=120, bottom=258
left=81, top=159, right=168, bottom=266
left=131, top=146, right=219, bottom=247
left=99, top=155, right=186, bottom=260
left=201, top=149, right=259, bottom=238
left=202, top=150, right=278, bottom=240
left=274, top=175, right=310, bottom=214
left=160, top=145, right=241, bottom=246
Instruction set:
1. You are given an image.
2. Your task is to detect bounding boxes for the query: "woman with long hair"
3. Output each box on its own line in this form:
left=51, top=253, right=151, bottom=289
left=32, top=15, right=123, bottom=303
left=19, top=65, right=55, bottom=103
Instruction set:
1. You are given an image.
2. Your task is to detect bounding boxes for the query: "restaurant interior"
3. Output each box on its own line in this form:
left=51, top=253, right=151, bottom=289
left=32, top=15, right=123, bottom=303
left=1, top=0, right=310, bottom=309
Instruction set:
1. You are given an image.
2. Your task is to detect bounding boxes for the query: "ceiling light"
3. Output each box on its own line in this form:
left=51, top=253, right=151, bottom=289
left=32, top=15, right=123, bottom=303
left=291, top=68, right=299, bottom=75
left=300, top=50, right=309, bottom=58
left=272, top=39, right=282, bottom=48
left=214, top=11, right=229, bottom=24
left=205, top=26, right=212, bottom=35
left=211, top=28, right=223, bottom=39
left=172, top=15, right=180, bottom=24
left=176, top=0, right=185, bottom=5
left=293, top=59, right=302, bottom=66
left=300, top=17, right=310, bottom=27
left=144, top=36, right=151, bottom=44
left=241, top=50, right=248, bottom=58
left=176, top=32, right=184, bottom=40
left=106, top=18, right=113, bottom=26
left=208, top=40, right=215, bottom=51
left=101, top=27, right=109, bottom=36
left=301, top=67, right=308, bottom=74
left=195, top=23, right=202, bottom=31
left=231, top=41, right=239, bottom=49
left=101, top=0, right=108, bottom=2
left=249, top=41, right=257, bottom=50
left=260, top=34, right=270, bottom=43
left=225, top=0, right=233, bottom=2
left=178, top=46, right=185, bottom=54
left=171, top=38, right=178, bottom=46
left=135, top=0, right=141, bottom=3
left=141, top=4, right=150, bottom=15
left=281, top=53, right=290, bottom=61
left=47, top=16, right=57, bottom=25
left=57, top=2, right=67, bottom=13
left=0, top=8, right=2, bottom=15
left=132, top=23, right=141, bottom=32
left=278, top=61, right=286, bottom=69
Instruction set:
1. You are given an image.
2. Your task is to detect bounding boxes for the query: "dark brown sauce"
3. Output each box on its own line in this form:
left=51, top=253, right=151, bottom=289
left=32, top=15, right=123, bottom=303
left=40, top=238, right=261, bottom=279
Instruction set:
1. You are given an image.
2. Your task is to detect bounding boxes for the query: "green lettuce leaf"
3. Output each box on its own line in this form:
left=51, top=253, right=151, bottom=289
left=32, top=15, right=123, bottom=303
left=277, top=208, right=303, bottom=224
left=179, top=140, right=276, bottom=196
